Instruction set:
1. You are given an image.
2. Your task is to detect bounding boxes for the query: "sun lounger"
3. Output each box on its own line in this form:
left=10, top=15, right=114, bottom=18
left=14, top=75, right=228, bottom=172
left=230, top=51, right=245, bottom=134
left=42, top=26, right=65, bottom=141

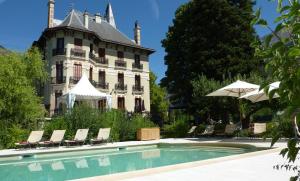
left=200, top=125, right=214, bottom=136
left=15, top=131, right=44, bottom=149
left=91, top=128, right=111, bottom=145
left=187, top=126, right=197, bottom=137
left=65, top=129, right=89, bottom=146
left=216, top=124, right=237, bottom=137
left=39, top=130, right=66, bottom=147
left=249, top=123, right=266, bottom=136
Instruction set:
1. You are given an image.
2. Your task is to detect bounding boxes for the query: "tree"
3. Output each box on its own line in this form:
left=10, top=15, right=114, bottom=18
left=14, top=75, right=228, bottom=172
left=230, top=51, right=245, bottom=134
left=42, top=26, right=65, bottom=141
left=150, top=71, right=169, bottom=126
left=191, top=72, right=282, bottom=128
left=161, top=0, right=259, bottom=113
left=252, top=1, right=300, bottom=180
left=0, top=47, right=47, bottom=127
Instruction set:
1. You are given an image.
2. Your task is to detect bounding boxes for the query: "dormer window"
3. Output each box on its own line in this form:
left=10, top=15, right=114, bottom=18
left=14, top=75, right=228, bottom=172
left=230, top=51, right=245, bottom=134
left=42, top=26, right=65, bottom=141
left=74, top=38, right=82, bottom=49
left=117, top=51, right=124, bottom=60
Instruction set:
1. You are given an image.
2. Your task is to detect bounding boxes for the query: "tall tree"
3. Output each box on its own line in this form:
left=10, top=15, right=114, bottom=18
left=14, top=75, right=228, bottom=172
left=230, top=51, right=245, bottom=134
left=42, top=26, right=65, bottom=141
left=150, top=71, right=169, bottom=126
left=161, top=0, right=259, bottom=112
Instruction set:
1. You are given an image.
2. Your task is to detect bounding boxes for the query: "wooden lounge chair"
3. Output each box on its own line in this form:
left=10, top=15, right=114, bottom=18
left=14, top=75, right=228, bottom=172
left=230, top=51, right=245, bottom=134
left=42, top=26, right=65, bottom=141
left=15, top=131, right=44, bottom=149
left=65, top=129, right=89, bottom=146
left=91, top=128, right=111, bottom=145
left=187, top=126, right=197, bottom=137
left=200, top=125, right=215, bottom=136
left=249, top=123, right=266, bottom=137
left=39, top=130, right=66, bottom=147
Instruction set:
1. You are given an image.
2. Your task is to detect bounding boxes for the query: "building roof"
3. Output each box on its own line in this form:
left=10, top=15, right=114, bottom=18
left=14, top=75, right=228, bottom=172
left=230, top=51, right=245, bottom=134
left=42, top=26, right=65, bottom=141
left=51, top=9, right=154, bottom=53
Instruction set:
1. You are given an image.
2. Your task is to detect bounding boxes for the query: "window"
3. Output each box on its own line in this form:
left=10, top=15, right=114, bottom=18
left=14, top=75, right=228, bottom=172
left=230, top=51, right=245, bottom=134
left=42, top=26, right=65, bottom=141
left=89, top=67, right=93, bottom=81
left=90, top=44, right=93, bottom=53
left=98, top=99, right=107, bottom=110
left=55, top=92, right=62, bottom=109
left=118, top=73, right=124, bottom=85
left=117, top=97, right=125, bottom=110
left=74, top=38, right=82, bottom=49
left=134, top=98, right=142, bottom=113
left=99, top=71, right=106, bottom=84
left=56, top=63, right=63, bottom=83
left=134, top=54, right=140, bottom=65
left=117, top=51, right=124, bottom=59
left=73, top=64, right=82, bottom=80
left=99, top=48, right=105, bottom=58
left=56, top=38, right=64, bottom=50
left=135, top=75, right=141, bottom=87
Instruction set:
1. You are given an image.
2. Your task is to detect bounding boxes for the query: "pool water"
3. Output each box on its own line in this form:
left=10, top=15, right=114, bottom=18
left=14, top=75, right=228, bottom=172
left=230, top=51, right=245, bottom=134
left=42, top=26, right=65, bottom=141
left=0, top=144, right=252, bottom=181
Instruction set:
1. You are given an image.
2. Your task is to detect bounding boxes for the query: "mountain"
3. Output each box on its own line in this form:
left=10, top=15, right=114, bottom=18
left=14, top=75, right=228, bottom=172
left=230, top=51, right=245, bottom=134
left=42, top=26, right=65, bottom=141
left=0, top=45, right=10, bottom=55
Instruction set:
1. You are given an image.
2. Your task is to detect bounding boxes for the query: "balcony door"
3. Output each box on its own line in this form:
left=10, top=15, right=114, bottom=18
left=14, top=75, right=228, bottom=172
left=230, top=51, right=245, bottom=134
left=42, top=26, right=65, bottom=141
left=89, top=67, right=93, bottom=81
left=73, top=64, right=82, bottom=81
left=135, top=75, right=141, bottom=88
left=117, top=97, right=125, bottom=110
left=99, top=48, right=105, bottom=58
left=99, top=71, right=105, bottom=84
left=134, top=54, right=140, bottom=65
left=56, top=63, right=63, bottom=83
left=118, top=73, right=124, bottom=86
left=134, top=98, right=142, bottom=113
left=56, top=38, right=64, bottom=52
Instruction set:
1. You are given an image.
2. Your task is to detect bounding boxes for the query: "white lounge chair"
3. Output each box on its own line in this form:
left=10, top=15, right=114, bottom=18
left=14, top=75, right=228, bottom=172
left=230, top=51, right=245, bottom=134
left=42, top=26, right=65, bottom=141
left=39, top=130, right=66, bottom=147
left=200, top=125, right=214, bottom=136
left=91, top=128, right=111, bottom=145
left=15, top=131, right=44, bottom=148
left=187, top=126, right=197, bottom=137
left=65, top=129, right=89, bottom=146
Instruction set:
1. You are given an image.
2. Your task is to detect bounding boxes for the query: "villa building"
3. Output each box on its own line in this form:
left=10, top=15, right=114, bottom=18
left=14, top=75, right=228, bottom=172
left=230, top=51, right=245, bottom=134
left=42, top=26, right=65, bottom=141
left=36, top=0, right=154, bottom=116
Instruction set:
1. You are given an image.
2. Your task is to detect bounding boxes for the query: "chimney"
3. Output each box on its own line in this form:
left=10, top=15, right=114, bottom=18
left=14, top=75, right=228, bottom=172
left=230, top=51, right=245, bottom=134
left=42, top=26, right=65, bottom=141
left=47, top=0, right=55, bottom=28
left=95, top=13, right=101, bottom=24
left=83, top=11, right=89, bottom=29
left=134, top=21, right=141, bottom=45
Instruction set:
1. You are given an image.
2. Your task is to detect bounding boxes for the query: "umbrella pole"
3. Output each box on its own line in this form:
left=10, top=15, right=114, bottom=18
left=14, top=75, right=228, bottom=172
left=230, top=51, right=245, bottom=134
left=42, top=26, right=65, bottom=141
left=239, top=99, right=242, bottom=129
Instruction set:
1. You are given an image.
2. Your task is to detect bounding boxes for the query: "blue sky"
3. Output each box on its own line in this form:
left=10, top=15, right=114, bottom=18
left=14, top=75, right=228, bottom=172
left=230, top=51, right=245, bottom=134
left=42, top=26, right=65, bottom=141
left=0, top=0, right=279, bottom=82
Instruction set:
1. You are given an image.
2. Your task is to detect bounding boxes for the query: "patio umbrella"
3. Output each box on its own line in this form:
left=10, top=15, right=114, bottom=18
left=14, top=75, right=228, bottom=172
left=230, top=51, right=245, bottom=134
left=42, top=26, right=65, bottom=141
left=239, top=81, right=280, bottom=103
left=206, top=80, right=259, bottom=126
left=206, top=80, right=259, bottom=98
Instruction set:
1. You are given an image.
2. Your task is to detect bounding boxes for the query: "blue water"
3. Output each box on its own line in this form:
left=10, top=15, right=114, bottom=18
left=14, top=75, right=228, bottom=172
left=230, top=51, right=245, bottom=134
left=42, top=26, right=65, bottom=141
left=0, top=144, right=251, bottom=181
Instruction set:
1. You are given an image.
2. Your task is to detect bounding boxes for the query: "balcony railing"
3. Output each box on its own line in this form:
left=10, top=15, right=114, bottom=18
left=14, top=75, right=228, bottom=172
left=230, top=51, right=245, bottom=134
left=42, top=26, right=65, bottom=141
left=71, top=48, right=86, bottom=59
left=51, top=76, right=66, bottom=84
left=93, top=82, right=109, bottom=90
left=115, top=83, right=127, bottom=93
left=115, top=59, right=127, bottom=68
left=89, top=53, right=109, bottom=65
left=132, top=85, right=144, bottom=94
left=69, top=76, right=81, bottom=84
left=132, top=63, right=143, bottom=70
left=52, top=48, right=66, bottom=56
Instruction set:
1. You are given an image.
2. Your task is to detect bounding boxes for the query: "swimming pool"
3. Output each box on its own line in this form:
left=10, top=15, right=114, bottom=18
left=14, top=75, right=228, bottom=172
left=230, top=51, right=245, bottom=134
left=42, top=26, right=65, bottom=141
left=0, top=144, right=258, bottom=181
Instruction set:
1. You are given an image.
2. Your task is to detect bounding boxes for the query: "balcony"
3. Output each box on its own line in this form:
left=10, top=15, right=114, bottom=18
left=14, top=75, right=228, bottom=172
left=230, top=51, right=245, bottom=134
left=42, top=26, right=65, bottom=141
left=89, top=53, right=109, bottom=65
left=115, top=59, right=127, bottom=69
left=132, top=63, right=143, bottom=71
left=51, top=77, right=66, bottom=84
left=71, top=48, right=86, bottom=59
left=52, top=48, right=66, bottom=56
left=132, top=85, right=144, bottom=95
left=115, top=83, right=127, bottom=93
left=93, top=82, right=109, bottom=90
left=69, top=76, right=81, bottom=84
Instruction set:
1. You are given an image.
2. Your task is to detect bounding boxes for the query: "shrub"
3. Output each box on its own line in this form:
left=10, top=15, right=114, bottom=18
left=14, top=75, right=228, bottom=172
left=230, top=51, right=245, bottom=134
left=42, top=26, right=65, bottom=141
left=164, top=116, right=190, bottom=138
left=0, top=123, right=29, bottom=149
left=44, top=104, right=156, bottom=142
